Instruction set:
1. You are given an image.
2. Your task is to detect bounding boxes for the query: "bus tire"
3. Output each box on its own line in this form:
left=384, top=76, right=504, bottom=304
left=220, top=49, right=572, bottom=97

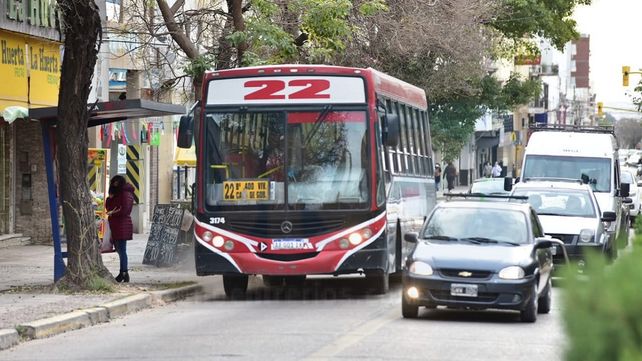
left=366, top=270, right=389, bottom=295
left=223, top=275, right=248, bottom=299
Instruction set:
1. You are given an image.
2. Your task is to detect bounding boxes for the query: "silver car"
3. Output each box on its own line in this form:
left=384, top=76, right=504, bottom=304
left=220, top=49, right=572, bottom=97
left=511, top=180, right=615, bottom=266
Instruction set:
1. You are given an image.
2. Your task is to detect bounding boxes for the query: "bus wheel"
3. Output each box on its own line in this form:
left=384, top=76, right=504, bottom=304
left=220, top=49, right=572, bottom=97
left=366, top=270, right=389, bottom=295
left=284, top=275, right=306, bottom=287
left=223, top=275, right=248, bottom=299
left=262, top=275, right=284, bottom=287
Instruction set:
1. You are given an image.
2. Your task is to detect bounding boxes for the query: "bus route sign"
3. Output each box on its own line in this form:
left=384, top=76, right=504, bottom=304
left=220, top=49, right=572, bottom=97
left=223, top=180, right=269, bottom=201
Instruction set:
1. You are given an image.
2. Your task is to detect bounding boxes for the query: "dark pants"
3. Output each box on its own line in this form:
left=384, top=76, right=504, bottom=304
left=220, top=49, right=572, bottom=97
left=447, top=176, right=455, bottom=191
left=114, top=240, right=128, bottom=273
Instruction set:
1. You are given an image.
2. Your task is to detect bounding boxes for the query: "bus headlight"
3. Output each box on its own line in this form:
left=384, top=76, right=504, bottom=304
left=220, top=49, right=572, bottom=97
left=202, top=231, right=213, bottom=243
left=579, top=229, right=595, bottom=243
left=212, top=236, right=225, bottom=248
left=349, top=232, right=363, bottom=245
left=224, top=240, right=235, bottom=251
left=339, top=239, right=350, bottom=249
left=409, top=262, right=433, bottom=276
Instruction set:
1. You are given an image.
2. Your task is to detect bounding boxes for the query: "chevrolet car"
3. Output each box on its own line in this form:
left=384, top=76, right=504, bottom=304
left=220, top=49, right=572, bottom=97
left=402, top=197, right=562, bottom=322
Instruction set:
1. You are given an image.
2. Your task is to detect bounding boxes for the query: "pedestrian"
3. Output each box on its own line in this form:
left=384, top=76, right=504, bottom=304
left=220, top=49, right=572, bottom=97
left=445, top=161, right=457, bottom=191
left=434, top=164, right=441, bottom=191
left=105, top=175, right=135, bottom=283
left=483, top=161, right=492, bottom=178
left=492, top=161, right=502, bottom=178
left=499, top=161, right=506, bottom=177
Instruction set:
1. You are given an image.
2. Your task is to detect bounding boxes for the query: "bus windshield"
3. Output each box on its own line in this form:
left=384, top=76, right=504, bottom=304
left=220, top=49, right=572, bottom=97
left=522, top=155, right=611, bottom=192
left=204, top=110, right=369, bottom=211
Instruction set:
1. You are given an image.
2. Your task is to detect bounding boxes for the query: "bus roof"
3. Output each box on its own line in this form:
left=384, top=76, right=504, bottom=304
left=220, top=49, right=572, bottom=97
left=204, top=65, right=428, bottom=110
left=525, top=131, right=617, bottom=158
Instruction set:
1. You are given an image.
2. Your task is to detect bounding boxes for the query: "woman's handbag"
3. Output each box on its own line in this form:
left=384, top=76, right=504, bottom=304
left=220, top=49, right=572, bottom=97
left=100, top=219, right=114, bottom=253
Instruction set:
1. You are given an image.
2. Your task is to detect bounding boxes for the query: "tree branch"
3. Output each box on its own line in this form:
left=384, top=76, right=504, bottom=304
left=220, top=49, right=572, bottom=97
left=157, top=0, right=199, bottom=59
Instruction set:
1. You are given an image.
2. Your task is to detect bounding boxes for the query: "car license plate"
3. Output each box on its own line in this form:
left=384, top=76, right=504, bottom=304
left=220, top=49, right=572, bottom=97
left=450, top=283, right=478, bottom=297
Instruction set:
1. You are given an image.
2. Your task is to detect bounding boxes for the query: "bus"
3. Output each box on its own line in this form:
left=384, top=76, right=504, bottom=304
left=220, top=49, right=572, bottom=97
left=177, top=65, right=436, bottom=297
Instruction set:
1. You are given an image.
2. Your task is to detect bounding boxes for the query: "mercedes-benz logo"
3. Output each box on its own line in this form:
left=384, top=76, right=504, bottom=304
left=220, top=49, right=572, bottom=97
left=281, top=221, right=293, bottom=234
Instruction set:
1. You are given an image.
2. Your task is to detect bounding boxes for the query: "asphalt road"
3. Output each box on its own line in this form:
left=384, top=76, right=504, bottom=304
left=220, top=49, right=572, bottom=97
left=1, top=276, right=566, bottom=361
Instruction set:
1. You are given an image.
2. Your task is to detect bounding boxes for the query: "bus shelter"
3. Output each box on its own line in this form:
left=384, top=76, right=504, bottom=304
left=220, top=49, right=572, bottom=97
left=29, top=99, right=185, bottom=281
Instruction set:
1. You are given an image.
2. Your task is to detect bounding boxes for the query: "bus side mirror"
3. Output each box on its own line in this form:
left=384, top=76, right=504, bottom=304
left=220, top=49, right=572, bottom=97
left=382, top=113, right=400, bottom=148
left=504, top=177, right=513, bottom=192
left=177, top=115, right=194, bottom=149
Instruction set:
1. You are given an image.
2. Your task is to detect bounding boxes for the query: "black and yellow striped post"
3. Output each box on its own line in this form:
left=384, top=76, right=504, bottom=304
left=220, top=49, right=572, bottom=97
left=126, top=145, right=142, bottom=204
left=87, top=162, right=98, bottom=192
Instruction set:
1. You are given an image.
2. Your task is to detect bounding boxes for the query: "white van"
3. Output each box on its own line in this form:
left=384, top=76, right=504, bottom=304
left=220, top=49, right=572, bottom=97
left=517, top=127, right=630, bottom=252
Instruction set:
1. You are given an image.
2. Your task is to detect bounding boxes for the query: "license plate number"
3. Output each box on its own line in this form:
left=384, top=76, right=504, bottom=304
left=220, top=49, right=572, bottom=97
left=450, top=283, right=478, bottom=297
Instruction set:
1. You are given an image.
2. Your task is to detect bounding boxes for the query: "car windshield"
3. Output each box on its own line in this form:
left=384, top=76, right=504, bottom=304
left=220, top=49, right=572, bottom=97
left=512, top=189, right=596, bottom=218
left=203, top=110, right=369, bottom=211
left=422, top=207, right=529, bottom=244
left=470, top=179, right=507, bottom=194
left=523, top=155, right=611, bottom=192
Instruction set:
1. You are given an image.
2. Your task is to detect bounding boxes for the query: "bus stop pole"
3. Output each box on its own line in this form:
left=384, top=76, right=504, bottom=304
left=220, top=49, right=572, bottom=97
left=40, top=121, right=66, bottom=281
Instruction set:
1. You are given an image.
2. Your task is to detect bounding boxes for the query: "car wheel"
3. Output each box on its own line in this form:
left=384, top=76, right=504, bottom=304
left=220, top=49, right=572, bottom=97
left=520, top=283, right=538, bottom=323
left=538, top=277, right=552, bottom=314
left=366, top=270, right=389, bottom=295
left=402, top=293, right=419, bottom=319
left=223, top=275, right=249, bottom=299
left=630, top=215, right=637, bottom=227
left=262, top=275, right=284, bottom=287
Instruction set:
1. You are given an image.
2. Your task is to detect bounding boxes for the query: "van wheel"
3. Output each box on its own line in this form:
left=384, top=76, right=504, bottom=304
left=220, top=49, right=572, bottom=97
left=366, top=270, right=389, bottom=295
left=223, top=275, right=248, bottom=299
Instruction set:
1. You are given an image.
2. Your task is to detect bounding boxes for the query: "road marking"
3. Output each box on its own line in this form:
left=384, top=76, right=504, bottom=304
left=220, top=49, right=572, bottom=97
left=304, top=306, right=399, bottom=360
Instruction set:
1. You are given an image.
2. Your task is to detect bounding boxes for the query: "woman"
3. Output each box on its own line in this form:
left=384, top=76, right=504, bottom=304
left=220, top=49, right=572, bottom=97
left=434, top=164, right=441, bottom=191
left=105, top=175, right=135, bottom=283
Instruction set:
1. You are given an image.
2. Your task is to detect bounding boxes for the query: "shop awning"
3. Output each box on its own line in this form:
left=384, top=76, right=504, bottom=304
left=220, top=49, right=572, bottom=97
left=29, top=99, right=185, bottom=127
left=175, top=145, right=196, bottom=167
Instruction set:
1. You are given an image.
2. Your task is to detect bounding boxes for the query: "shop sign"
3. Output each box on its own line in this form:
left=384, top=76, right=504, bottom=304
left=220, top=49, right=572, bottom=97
left=0, top=31, right=28, bottom=104
left=6, top=0, right=61, bottom=31
left=29, top=39, right=61, bottom=106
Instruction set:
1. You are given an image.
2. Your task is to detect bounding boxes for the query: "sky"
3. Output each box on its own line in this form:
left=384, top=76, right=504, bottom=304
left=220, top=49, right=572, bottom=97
left=573, top=0, right=642, bottom=114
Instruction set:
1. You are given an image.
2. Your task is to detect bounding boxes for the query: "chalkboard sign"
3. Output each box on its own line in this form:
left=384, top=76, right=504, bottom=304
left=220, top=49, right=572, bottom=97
left=143, top=204, right=187, bottom=267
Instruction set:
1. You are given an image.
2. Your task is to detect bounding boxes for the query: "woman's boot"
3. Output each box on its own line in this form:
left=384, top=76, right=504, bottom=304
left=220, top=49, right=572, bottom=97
left=115, top=272, right=124, bottom=283
left=122, top=271, right=130, bottom=283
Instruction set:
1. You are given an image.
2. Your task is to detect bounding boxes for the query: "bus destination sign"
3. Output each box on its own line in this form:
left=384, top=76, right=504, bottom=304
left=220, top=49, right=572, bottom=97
left=223, top=180, right=270, bottom=201
left=207, top=76, right=366, bottom=105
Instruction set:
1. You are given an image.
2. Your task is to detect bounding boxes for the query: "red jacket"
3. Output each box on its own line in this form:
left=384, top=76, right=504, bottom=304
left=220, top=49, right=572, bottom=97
left=106, top=183, right=135, bottom=241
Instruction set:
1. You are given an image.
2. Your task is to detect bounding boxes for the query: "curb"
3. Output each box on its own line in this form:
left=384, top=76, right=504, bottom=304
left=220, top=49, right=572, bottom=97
left=1, top=283, right=202, bottom=351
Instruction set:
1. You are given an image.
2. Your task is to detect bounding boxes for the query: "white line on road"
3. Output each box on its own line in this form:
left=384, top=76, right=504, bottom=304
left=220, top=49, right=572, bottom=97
left=304, top=306, right=399, bottom=361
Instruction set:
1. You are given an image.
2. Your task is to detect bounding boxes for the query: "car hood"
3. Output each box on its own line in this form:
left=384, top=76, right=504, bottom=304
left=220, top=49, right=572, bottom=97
left=412, top=242, right=534, bottom=271
left=538, top=215, right=597, bottom=234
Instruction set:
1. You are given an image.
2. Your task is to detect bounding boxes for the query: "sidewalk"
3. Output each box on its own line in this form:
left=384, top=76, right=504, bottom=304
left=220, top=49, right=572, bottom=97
left=0, top=233, right=202, bottom=349
left=436, top=184, right=470, bottom=201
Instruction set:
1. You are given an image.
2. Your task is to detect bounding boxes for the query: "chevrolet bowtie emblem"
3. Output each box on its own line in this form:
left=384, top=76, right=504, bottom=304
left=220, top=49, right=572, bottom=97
left=458, top=271, right=473, bottom=277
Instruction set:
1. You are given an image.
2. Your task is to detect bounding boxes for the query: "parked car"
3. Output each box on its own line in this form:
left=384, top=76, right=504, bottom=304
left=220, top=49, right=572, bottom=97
left=402, top=196, right=561, bottom=322
left=620, top=168, right=640, bottom=224
left=469, top=178, right=510, bottom=196
left=511, top=180, right=617, bottom=265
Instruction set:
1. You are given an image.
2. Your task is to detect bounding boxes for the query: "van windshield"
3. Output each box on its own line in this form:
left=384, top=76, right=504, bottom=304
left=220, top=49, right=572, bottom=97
left=522, top=155, right=611, bottom=192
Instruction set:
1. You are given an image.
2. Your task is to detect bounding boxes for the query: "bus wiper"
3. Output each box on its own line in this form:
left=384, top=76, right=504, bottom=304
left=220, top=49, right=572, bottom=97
left=462, top=237, right=520, bottom=246
left=304, top=105, right=333, bottom=146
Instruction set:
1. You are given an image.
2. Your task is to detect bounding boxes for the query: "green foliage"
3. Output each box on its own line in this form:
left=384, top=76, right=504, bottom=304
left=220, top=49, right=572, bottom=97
left=87, top=275, right=115, bottom=293
left=491, top=0, right=592, bottom=50
left=183, top=54, right=217, bottom=80
left=562, top=244, right=642, bottom=361
left=501, top=73, right=542, bottom=108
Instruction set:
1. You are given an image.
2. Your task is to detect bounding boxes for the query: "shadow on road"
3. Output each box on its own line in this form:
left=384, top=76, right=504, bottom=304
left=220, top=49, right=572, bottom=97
left=410, top=307, right=530, bottom=324
left=199, top=274, right=403, bottom=302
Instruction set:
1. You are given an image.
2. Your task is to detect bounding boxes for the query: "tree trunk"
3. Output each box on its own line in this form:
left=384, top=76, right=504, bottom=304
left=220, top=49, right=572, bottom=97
left=56, top=0, right=111, bottom=289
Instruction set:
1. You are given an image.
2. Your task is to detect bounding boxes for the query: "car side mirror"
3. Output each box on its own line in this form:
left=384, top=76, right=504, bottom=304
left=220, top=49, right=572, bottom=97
left=535, top=237, right=569, bottom=264
left=601, top=211, right=617, bottom=222
left=503, top=177, right=513, bottom=192
left=620, top=182, right=631, bottom=198
left=382, top=113, right=400, bottom=148
left=404, top=232, right=419, bottom=243
left=637, top=181, right=642, bottom=187
left=623, top=197, right=633, bottom=204
left=177, top=115, right=194, bottom=149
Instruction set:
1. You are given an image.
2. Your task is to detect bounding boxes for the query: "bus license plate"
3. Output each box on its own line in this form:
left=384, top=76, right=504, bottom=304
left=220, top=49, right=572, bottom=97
left=450, top=284, right=478, bottom=297
left=271, top=239, right=313, bottom=251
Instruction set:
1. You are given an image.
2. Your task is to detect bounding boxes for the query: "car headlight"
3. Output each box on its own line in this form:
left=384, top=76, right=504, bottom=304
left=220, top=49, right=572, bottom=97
left=498, top=266, right=525, bottom=280
left=409, top=261, right=433, bottom=276
left=579, top=229, right=595, bottom=243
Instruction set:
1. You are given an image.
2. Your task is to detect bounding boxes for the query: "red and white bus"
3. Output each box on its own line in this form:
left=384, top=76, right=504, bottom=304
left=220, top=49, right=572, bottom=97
left=177, top=65, right=436, bottom=297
